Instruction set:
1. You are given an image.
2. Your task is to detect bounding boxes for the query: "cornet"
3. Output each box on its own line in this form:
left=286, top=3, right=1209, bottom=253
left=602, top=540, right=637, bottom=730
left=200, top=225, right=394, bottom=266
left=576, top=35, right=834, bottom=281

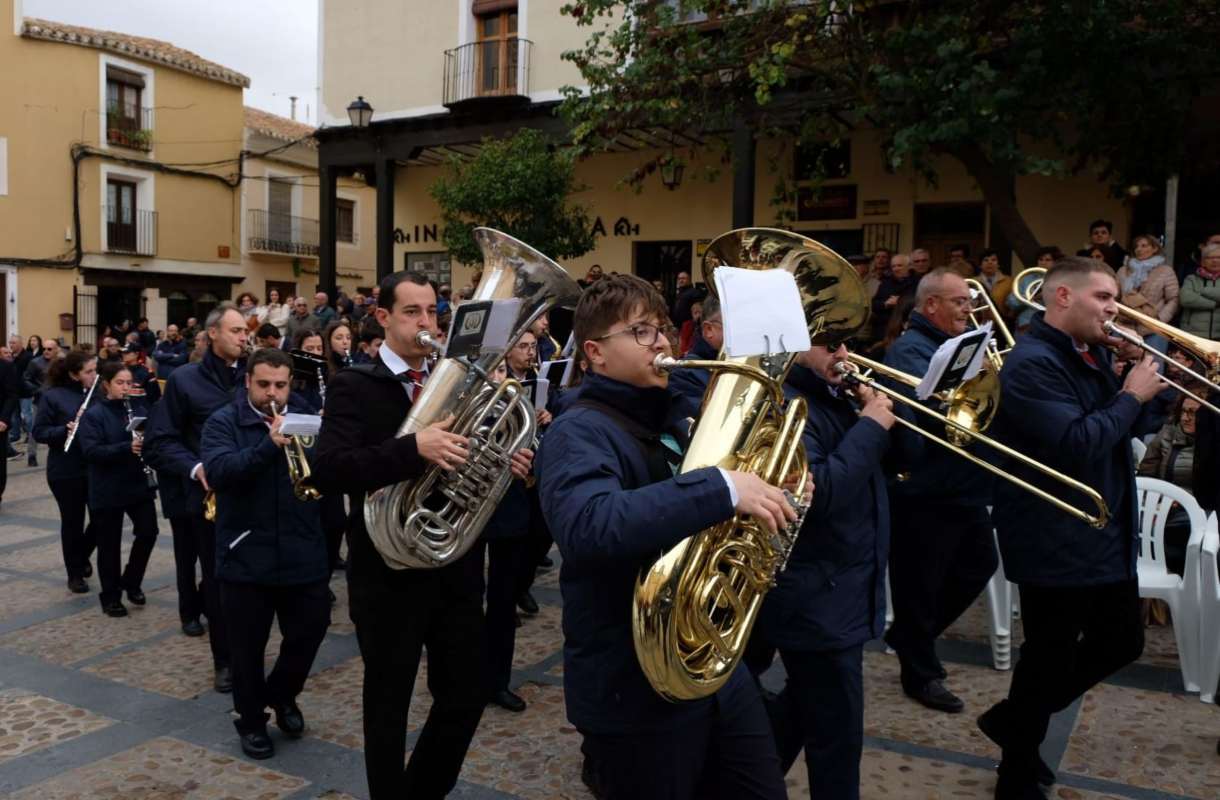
left=270, top=401, right=322, bottom=502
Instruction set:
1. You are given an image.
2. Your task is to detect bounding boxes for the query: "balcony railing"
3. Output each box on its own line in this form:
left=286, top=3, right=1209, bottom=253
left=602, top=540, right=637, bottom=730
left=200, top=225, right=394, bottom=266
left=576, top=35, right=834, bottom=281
left=106, top=107, right=154, bottom=151
left=443, top=38, right=532, bottom=107
left=105, top=207, right=157, bottom=256
left=247, top=209, right=320, bottom=257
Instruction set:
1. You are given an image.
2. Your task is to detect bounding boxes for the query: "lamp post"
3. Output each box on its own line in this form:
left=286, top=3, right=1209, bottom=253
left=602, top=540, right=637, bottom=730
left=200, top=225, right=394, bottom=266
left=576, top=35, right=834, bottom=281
left=347, top=96, right=373, bottom=128
left=659, top=152, right=685, bottom=191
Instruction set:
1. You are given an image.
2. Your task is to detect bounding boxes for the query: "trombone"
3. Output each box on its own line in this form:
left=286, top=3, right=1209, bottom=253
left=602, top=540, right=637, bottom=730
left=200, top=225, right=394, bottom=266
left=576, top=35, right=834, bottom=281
left=1012, top=267, right=1220, bottom=416
left=836, top=357, right=1111, bottom=529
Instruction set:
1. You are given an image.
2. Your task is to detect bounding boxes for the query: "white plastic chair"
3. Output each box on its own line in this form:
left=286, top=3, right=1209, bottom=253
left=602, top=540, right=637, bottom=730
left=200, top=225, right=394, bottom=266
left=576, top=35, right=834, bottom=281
left=1131, top=437, right=1147, bottom=465
left=1135, top=477, right=1208, bottom=693
left=983, top=528, right=1016, bottom=670
left=1196, top=514, right=1220, bottom=703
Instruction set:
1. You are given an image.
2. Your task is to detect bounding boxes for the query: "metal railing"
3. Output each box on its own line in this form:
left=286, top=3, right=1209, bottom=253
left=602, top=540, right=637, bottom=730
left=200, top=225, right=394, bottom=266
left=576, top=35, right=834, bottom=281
left=106, top=107, right=154, bottom=151
left=443, top=38, right=532, bottom=106
left=247, top=209, right=320, bottom=257
left=105, top=207, right=157, bottom=255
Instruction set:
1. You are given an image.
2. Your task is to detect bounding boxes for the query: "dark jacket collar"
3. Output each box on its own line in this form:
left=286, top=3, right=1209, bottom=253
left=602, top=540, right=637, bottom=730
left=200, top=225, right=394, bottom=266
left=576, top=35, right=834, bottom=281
left=686, top=336, right=718, bottom=361
left=581, top=372, right=671, bottom=433
left=1026, top=312, right=1113, bottom=373
left=787, top=364, right=850, bottom=409
left=907, top=311, right=951, bottom=345
left=202, top=348, right=244, bottom=390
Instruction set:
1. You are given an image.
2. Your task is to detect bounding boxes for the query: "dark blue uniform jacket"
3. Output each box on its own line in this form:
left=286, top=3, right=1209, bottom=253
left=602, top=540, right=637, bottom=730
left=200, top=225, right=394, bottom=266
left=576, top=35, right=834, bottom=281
left=993, top=314, right=1158, bottom=587
left=537, top=371, right=753, bottom=735
left=78, top=398, right=155, bottom=510
left=666, top=335, right=717, bottom=423
left=33, top=383, right=89, bottom=481
left=200, top=392, right=327, bottom=586
left=757, top=365, right=891, bottom=652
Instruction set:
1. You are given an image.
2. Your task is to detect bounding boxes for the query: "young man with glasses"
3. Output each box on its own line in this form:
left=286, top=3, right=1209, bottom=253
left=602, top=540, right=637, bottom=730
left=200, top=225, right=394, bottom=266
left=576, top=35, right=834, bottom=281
left=881, top=269, right=999, bottom=714
left=536, top=274, right=794, bottom=799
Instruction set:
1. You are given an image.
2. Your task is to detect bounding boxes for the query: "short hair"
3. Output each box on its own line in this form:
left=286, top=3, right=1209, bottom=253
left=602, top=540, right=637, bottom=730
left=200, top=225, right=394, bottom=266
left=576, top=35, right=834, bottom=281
left=359, top=315, right=385, bottom=344
left=256, top=323, right=280, bottom=340
left=573, top=274, right=670, bottom=352
left=950, top=243, right=970, bottom=256
left=247, top=346, right=292, bottom=375
left=137, top=317, right=149, bottom=325
left=701, top=294, right=721, bottom=321
left=914, top=268, right=960, bottom=308
left=98, top=360, right=130, bottom=384
left=205, top=302, right=240, bottom=331
left=979, top=248, right=999, bottom=262
left=1035, top=245, right=1064, bottom=262
left=378, top=271, right=432, bottom=310
left=1089, top=219, right=1113, bottom=233
left=1042, top=256, right=1117, bottom=295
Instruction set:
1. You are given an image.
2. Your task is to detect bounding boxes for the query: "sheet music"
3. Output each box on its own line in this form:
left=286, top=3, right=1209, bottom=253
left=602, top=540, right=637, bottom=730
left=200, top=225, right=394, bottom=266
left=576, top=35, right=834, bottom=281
left=915, top=323, right=993, bottom=400
left=533, top=377, right=550, bottom=412
left=712, top=267, right=811, bottom=358
left=281, top=414, right=323, bottom=436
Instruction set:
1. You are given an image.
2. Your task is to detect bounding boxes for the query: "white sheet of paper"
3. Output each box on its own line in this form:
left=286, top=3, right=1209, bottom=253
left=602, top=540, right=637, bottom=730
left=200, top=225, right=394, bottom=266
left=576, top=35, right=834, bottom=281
left=712, top=267, right=812, bottom=358
left=560, top=331, right=576, bottom=358
left=125, top=416, right=147, bottom=433
left=483, top=298, right=523, bottom=353
left=281, top=414, right=323, bottom=436
left=533, top=377, right=550, bottom=412
left=915, top=322, right=993, bottom=400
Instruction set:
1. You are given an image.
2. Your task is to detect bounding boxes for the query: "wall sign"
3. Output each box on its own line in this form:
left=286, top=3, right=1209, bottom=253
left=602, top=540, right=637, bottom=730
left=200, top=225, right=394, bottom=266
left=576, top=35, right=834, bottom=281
left=394, top=224, right=439, bottom=244
left=591, top=216, right=640, bottom=238
left=863, top=199, right=890, bottom=216
left=797, top=185, right=858, bottom=222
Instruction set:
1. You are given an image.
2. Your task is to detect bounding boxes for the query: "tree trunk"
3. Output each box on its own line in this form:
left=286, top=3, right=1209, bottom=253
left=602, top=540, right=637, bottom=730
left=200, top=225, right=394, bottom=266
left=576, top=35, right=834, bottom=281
left=953, top=144, right=1042, bottom=268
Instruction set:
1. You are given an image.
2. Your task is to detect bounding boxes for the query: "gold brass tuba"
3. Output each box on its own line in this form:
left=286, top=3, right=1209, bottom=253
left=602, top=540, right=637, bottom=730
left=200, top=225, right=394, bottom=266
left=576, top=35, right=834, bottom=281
left=633, top=228, right=870, bottom=701
left=364, top=228, right=582, bottom=570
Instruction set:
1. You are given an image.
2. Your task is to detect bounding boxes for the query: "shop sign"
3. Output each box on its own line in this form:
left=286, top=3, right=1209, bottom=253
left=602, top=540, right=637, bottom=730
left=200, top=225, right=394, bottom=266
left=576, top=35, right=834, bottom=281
left=394, top=224, right=439, bottom=244
left=591, top=216, right=641, bottom=238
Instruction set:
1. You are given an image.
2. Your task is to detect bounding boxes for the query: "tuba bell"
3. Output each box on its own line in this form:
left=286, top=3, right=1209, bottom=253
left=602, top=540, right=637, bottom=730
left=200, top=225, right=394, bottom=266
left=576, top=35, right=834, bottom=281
left=633, top=228, right=871, bottom=701
left=364, top=228, right=582, bottom=570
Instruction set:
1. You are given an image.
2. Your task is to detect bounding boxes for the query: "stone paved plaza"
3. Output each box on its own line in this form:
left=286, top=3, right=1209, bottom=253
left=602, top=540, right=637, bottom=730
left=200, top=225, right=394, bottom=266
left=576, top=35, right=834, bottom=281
left=1, top=444, right=1219, bottom=799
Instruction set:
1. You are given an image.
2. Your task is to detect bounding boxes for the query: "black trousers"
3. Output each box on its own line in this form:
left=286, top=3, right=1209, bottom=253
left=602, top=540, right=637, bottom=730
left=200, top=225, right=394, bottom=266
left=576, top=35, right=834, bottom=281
left=352, top=579, right=486, bottom=800
left=92, top=499, right=158, bottom=606
left=220, top=579, right=330, bottom=733
left=169, top=516, right=203, bottom=624
left=480, top=537, right=528, bottom=693
left=581, top=673, right=787, bottom=800
left=516, top=486, right=553, bottom=596
left=885, top=500, right=997, bottom=688
left=191, top=514, right=230, bottom=669
left=766, top=645, right=865, bottom=800
left=48, top=477, right=97, bottom=580
left=0, top=429, right=8, bottom=500
left=321, top=494, right=346, bottom=570
left=1002, top=578, right=1143, bottom=776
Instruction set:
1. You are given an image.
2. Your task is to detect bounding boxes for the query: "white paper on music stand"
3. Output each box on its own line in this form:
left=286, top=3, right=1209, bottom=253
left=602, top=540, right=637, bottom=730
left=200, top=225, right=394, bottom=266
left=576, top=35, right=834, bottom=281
left=483, top=298, right=523, bottom=353
left=560, top=331, right=576, bottom=358
left=712, top=267, right=812, bottom=358
left=533, top=377, right=550, bottom=412
left=281, top=414, right=323, bottom=436
left=125, top=416, right=147, bottom=433
left=915, top=322, right=993, bottom=400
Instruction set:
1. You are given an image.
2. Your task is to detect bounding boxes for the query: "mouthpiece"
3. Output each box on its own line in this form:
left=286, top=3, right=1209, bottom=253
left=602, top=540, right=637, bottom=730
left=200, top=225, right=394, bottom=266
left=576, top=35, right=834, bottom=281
left=652, top=354, right=680, bottom=374
left=416, top=330, right=443, bottom=353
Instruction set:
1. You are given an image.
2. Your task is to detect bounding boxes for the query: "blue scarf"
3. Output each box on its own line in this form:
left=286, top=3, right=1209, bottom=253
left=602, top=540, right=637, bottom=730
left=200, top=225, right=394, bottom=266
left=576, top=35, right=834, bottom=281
left=1121, top=253, right=1165, bottom=294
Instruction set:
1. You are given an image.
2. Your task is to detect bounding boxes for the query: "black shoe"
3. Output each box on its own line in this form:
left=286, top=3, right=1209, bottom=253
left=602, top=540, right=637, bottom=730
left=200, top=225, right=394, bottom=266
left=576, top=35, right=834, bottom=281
left=490, top=689, right=526, bottom=712
left=979, top=702, right=1056, bottom=786
left=214, top=665, right=233, bottom=694
left=239, top=730, right=274, bottom=760
left=126, top=588, right=146, bottom=606
left=181, top=619, right=205, bottom=637
left=581, top=756, right=606, bottom=800
left=67, top=577, right=89, bottom=594
left=538, top=555, right=554, bottom=569
left=905, top=679, right=964, bottom=713
left=27, top=456, right=37, bottom=467
left=333, top=558, right=347, bottom=571
left=102, top=600, right=128, bottom=618
left=517, top=591, right=539, bottom=615
left=994, top=769, right=1047, bottom=800
left=82, top=562, right=93, bottom=578
left=272, top=702, right=306, bottom=738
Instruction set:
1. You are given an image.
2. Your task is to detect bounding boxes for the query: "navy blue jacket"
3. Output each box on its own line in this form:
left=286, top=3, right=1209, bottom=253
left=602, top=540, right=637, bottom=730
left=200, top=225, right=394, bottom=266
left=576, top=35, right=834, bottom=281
left=78, top=398, right=155, bottom=510
left=757, top=365, right=891, bottom=652
left=144, top=350, right=244, bottom=517
left=201, top=392, right=328, bottom=586
left=993, top=314, right=1158, bottom=587
left=153, top=338, right=188, bottom=380
left=882, top=312, right=994, bottom=505
left=33, top=383, right=91, bottom=481
left=125, top=364, right=161, bottom=412
left=666, top=335, right=717, bottom=423
left=536, top=371, right=746, bottom=734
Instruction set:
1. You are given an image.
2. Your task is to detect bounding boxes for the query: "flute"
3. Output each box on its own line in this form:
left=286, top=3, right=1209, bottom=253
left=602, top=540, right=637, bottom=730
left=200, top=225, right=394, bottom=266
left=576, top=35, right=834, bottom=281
left=63, top=379, right=97, bottom=452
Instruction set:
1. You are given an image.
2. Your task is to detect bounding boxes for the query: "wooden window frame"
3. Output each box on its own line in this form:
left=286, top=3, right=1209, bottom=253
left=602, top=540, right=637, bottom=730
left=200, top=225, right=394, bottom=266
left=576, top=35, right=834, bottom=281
left=475, top=6, right=519, bottom=97
left=336, top=198, right=356, bottom=244
left=106, top=177, right=139, bottom=251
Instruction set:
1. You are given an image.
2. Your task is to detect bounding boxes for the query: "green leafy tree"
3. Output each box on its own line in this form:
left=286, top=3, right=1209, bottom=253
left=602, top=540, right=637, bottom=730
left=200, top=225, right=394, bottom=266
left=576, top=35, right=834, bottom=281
left=560, top=0, right=1220, bottom=264
left=430, top=128, right=597, bottom=265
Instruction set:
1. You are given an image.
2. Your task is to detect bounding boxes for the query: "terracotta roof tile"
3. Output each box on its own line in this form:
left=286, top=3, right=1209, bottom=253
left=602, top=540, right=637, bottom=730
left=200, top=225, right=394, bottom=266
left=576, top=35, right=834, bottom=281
left=21, top=17, right=250, bottom=88
left=244, top=106, right=317, bottom=147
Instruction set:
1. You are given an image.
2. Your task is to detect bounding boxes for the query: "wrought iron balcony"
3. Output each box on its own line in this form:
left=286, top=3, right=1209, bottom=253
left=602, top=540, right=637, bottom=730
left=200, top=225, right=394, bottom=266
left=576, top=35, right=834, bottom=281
left=105, top=207, right=156, bottom=256
left=443, top=38, right=532, bottom=107
left=106, top=107, right=154, bottom=151
left=247, top=209, right=320, bottom=258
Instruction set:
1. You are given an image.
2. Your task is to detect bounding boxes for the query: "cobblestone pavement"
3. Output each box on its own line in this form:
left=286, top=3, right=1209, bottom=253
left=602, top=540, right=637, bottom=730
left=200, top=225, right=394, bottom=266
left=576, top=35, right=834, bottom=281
left=1, top=444, right=1218, bottom=798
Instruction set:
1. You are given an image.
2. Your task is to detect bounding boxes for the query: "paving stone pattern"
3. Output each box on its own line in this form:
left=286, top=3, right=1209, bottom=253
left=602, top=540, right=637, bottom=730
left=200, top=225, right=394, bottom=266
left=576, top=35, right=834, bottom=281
left=0, top=455, right=1217, bottom=798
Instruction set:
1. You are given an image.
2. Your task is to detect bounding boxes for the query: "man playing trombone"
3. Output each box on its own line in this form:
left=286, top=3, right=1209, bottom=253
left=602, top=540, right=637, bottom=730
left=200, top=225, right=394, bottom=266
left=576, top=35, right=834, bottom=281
left=981, top=256, right=1161, bottom=800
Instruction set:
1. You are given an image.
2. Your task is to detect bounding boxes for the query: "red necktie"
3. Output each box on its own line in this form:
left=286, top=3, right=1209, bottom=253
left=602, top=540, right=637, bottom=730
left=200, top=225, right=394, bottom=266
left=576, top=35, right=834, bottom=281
left=406, top=369, right=426, bottom=403
left=1080, top=350, right=1098, bottom=369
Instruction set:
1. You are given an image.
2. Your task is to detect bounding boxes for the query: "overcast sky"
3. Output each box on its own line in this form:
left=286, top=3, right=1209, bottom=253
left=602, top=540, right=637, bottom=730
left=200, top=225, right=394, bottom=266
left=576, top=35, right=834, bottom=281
left=26, top=0, right=318, bottom=124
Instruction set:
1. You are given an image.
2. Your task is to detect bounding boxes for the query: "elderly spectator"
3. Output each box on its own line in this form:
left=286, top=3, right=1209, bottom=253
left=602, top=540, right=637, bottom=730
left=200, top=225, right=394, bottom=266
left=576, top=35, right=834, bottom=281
left=22, top=338, right=62, bottom=466
left=153, top=325, right=189, bottom=381
left=256, top=288, right=291, bottom=337
left=1076, top=218, right=1127, bottom=270
left=1176, top=231, right=1220, bottom=283
left=312, top=292, right=337, bottom=328
left=947, top=244, right=975, bottom=278
left=1117, top=235, right=1179, bottom=345
left=286, top=297, right=320, bottom=343
left=1138, top=396, right=1203, bottom=576
left=1179, top=242, right=1220, bottom=341
left=182, top=317, right=200, bottom=342
left=870, top=248, right=891, bottom=285
left=910, top=248, right=932, bottom=277
left=870, top=252, right=916, bottom=341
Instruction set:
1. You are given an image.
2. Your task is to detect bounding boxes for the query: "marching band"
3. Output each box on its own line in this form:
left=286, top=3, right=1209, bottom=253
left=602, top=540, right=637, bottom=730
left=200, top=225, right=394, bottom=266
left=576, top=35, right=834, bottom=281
left=29, top=226, right=1220, bottom=800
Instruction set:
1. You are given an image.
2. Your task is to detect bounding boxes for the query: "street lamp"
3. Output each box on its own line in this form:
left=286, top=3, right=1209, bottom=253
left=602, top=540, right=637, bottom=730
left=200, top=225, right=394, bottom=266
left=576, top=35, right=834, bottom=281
left=347, top=96, right=374, bottom=128
left=659, top=152, right=685, bottom=191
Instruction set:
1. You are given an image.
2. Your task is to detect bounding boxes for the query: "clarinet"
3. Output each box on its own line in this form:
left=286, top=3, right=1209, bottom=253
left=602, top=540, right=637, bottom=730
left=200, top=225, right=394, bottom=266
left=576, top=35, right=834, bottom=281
left=124, top=398, right=158, bottom=489
left=316, top=366, right=326, bottom=404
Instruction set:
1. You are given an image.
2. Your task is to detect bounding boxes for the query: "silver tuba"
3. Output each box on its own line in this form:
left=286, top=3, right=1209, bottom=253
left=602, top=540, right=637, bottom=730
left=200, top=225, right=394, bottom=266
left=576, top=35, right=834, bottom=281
left=364, top=228, right=582, bottom=569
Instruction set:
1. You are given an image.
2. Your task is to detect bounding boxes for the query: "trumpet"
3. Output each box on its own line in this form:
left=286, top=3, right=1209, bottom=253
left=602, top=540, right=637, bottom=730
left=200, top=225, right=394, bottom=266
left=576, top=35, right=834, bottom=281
left=270, top=401, right=321, bottom=502
left=1012, top=266, right=1220, bottom=416
left=836, top=357, right=1110, bottom=529
left=63, top=378, right=97, bottom=452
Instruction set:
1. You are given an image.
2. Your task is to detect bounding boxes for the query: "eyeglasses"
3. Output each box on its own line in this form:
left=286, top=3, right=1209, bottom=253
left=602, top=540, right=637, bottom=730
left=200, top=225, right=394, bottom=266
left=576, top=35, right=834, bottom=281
left=514, top=342, right=538, bottom=352
left=593, top=322, right=675, bottom=347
